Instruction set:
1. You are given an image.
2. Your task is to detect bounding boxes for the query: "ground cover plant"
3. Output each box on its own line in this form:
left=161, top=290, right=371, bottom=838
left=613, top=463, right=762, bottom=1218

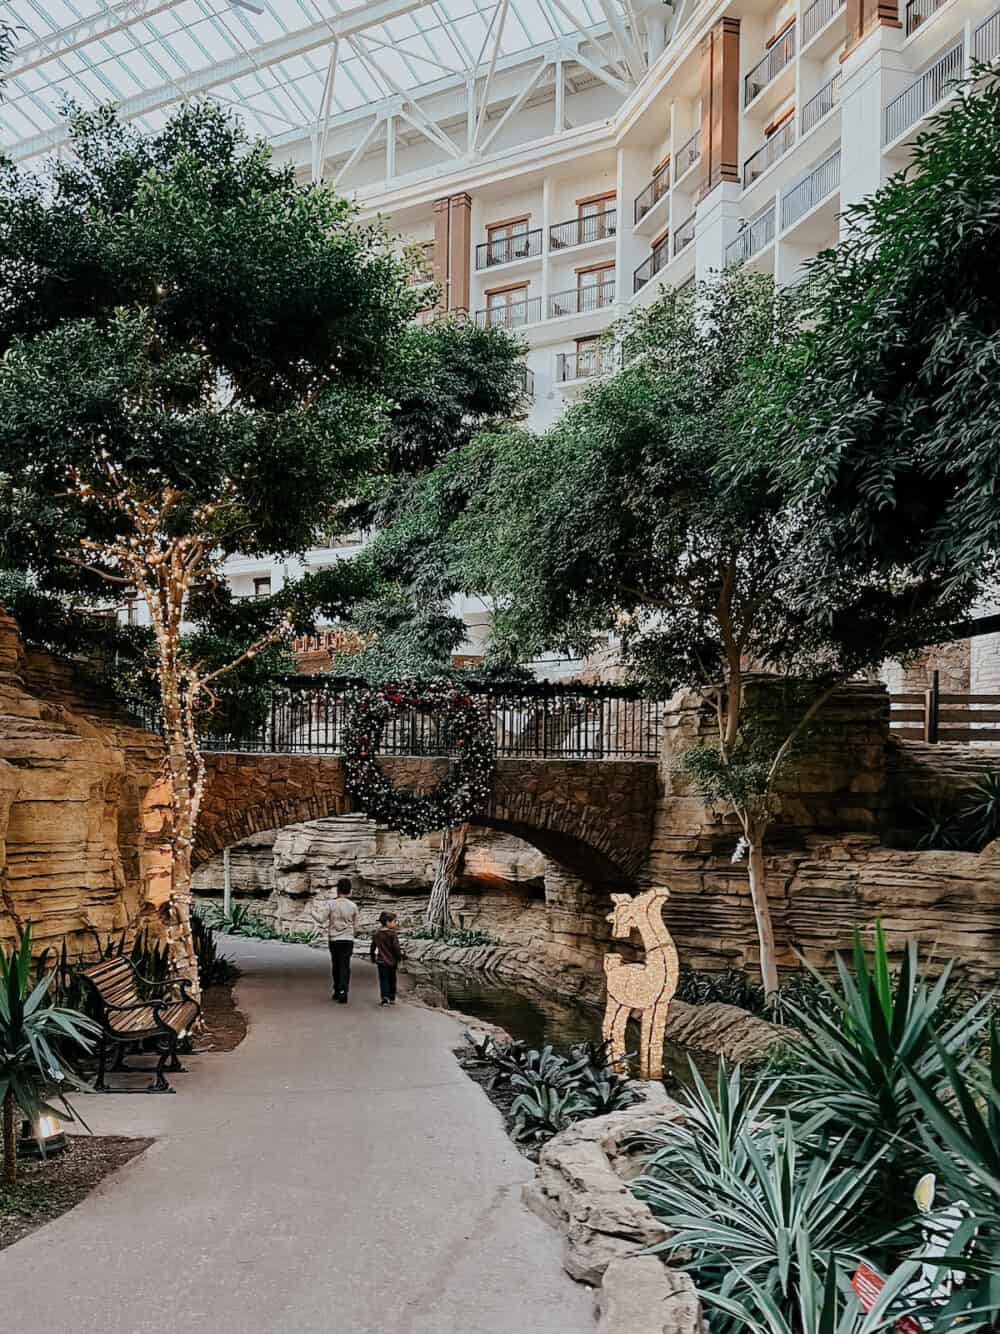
left=459, top=1032, right=639, bottom=1154
left=195, top=901, right=316, bottom=946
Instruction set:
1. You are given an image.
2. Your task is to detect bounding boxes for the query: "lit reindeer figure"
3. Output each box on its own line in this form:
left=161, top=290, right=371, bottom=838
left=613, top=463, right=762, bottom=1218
left=603, top=887, right=679, bottom=1081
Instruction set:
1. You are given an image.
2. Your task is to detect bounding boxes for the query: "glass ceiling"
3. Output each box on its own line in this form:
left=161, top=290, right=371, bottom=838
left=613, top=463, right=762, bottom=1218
left=0, top=0, right=622, bottom=162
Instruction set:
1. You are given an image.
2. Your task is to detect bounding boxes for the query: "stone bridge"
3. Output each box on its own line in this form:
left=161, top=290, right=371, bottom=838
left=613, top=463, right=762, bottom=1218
left=197, top=753, right=660, bottom=885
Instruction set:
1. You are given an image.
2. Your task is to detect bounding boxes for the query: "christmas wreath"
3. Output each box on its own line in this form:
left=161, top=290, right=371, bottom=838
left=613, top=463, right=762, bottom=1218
left=342, top=680, right=496, bottom=838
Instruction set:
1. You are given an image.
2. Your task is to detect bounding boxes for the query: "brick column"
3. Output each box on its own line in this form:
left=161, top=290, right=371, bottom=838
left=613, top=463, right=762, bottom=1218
left=699, top=17, right=741, bottom=198
left=432, top=197, right=450, bottom=312
left=447, top=192, right=472, bottom=315
left=844, top=0, right=900, bottom=55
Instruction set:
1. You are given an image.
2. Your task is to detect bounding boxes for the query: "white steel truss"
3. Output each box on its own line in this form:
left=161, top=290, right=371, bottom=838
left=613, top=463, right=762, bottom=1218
left=0, top=1, right=673, bottom=179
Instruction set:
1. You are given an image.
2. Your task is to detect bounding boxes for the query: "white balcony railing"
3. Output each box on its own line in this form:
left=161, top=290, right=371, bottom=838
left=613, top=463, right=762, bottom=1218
left=674, top=127, right=701, bottom=183
left=725, top=204, right=776, bottom=266
left=883, top=40, right=964, bottom=144
left=744, top=119, right=796, bottom=186
left=802, top=70, right=842, bottom=134
left=802, top=0, right=845, bottom=43
left=974, top=7, right=1000, bottom=61
left=781, top=149, right=841, bottom=230
left=744, top=24, right=796, bottom=106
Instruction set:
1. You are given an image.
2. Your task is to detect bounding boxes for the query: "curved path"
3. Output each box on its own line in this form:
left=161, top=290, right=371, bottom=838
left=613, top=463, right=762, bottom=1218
left=0, top=937, right=595, bottom=1334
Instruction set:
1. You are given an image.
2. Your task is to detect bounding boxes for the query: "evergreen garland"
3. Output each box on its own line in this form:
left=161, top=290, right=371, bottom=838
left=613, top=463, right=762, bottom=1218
left=343, top=680, right=496, bottom=838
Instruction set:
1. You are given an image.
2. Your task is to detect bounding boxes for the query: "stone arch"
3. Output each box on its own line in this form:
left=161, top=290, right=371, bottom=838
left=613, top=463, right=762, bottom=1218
left=195, top=753, right=658, bottom=885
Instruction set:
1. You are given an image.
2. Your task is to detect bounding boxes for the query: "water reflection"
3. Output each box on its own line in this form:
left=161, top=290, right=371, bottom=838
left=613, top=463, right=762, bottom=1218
left=404, top=961, right=715, bottom=1092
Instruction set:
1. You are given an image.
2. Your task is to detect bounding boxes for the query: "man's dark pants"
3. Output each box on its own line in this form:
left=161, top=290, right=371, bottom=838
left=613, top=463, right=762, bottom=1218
left=329, top=940, right=354, bottom=999
left=377, top=962, right=398, bottom=1002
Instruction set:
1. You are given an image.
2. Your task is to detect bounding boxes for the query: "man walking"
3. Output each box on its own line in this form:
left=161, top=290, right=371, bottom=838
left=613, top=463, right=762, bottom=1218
left=328, top=878, right=360, bottom=1003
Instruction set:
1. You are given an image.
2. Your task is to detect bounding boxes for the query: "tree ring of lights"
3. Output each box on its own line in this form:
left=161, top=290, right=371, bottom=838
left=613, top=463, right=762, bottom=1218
left=343, top=680, right=496, bottom=837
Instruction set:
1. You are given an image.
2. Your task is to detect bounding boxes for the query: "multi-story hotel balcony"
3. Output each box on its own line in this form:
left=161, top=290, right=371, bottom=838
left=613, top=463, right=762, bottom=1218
left=976, top=6, right=1000, bottom=58
left=634, top=166, right=670, bottom=224
left=802, top=0, right=846, bottom=49
left=475, top=227, right=543, bottom=269
left=744, top=119, right=797, bottom=186
left=905, top=0, right=949, bottom=33
left=475, top=295, right=543, bottom=328
left=673, top=128, right=701, bottom=186
left=781, top=149, right=841, bottom=232
left=726, top=202, right=776, bottom=266
left=549, top=279, right=616, bottom=319
left=883, top=39, right=964, bottom=145
left=744, top=23, right=796, bottom=108
left=549, top=211, right=617, bottom=251
left=556, top=346, right=618, bottom=382
left=802, top=71, right=842, bottom=135
left=673, top=210, right=696, bottom=255
left=516, top=363, right=535, bottom=400
left=633, top=241, right=670, bottom=292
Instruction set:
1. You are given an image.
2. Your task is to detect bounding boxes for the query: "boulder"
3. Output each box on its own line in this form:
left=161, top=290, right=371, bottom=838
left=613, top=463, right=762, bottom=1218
left=596, top=1257, right=704, bottom=1334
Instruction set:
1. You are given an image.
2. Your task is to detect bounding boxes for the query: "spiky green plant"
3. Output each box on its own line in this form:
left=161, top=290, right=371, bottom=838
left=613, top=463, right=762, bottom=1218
left=0, top=925, right=101, bottom=1185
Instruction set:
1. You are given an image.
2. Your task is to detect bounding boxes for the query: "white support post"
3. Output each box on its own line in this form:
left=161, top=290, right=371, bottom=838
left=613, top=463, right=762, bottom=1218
left=223, top=846, right=232, bottom=920
left=554, top=58, right=565, bottom=133
left=386, top=114, right=397, bottom=179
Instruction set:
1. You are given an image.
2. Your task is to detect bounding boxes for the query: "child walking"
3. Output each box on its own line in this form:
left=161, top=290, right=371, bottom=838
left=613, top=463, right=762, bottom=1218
left=370, top=911, right=403, bottom=1006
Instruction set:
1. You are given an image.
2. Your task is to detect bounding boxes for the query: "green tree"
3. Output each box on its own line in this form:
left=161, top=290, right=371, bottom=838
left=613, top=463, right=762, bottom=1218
left=0, top=104, right=417, bottom=984
left=778, top=71, right=1000, bottom=583
left=401, top=273, right=977, bottom=992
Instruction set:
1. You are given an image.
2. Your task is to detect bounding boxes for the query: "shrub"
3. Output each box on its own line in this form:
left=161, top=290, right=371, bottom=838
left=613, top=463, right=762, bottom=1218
left=1, top=925, right=100, bottom=1185
left=190, top=914, right=240, bottom=988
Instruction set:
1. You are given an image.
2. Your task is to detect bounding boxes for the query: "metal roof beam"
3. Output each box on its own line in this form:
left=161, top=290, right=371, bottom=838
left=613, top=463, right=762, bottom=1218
left=7, top=1, right=441, bottom=162
left=9, top=0, right=188, bottom=77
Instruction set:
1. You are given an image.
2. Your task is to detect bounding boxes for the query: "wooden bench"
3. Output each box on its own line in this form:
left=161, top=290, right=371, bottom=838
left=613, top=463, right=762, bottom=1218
left=80, top=957, right=201, bottom=1093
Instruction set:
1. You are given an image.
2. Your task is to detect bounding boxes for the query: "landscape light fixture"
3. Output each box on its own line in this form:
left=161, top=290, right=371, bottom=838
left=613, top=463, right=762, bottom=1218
left=18, top=1115, right=68, bottom=1159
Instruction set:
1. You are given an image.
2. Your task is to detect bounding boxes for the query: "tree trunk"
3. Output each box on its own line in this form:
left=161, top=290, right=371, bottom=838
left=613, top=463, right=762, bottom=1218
left=158, top=640, right=200, bottom=998
left=746, top=831, right=779, bottom=997
left=425, top=823, right=469, bottom=937
left=2, top=1088, right=16, bottom=1187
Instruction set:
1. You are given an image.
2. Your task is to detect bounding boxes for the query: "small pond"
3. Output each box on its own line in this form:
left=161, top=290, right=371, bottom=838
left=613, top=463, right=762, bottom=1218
left=403, top=960, right=718, bottom=1093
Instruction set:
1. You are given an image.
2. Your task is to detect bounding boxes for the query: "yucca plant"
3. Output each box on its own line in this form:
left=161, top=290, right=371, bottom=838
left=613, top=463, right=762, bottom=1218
left=783, top=924, right=989, bottom=1195
left=904, top=1021, right=1000, bottom=1331
left=509, top=1082, right=589, bottom=1146
left=959, top=769, right=1000, bottom=851
left=0, top=925, right=101, bottom=1185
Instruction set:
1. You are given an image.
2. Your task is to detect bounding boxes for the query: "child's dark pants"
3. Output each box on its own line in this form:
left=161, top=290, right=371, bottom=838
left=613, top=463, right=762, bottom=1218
left=377, top=962, right=398, bottom=1002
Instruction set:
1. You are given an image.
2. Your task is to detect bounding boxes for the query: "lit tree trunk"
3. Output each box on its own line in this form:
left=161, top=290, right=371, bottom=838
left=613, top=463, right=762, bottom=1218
left=2, top=1088, right=16, bottom=1187
left=425, top=822, right=469, bottom=937
left=745, top=825, right=779, bottom=998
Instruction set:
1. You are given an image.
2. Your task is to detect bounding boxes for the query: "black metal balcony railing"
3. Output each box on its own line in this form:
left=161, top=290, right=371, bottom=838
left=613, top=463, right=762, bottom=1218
left=475, top=228, right=543, bottom=269
left=474, top=297, right=543, bottom=329
left=744, top=119, right=796, bottom=186
left=801, top=70, right=842, bottom=134
left=725, top=203, right=776, bottom=266
left=673, top=210, right=696, bottom=255
left=975, top=6, right=1000, bottom=61
left=883, top=40, right=963, bottom=144
left=550, top=210, right=618, bottom=249
left=802, top=0, right=845, bottom=44
left=516, top=363, right=535, bottom=400
left=674, top=127, right=701, bottom=183
left=633, top=242, right=670, bottom=293
left=781, top=149, right=841, bottom=231
left=744, top=23, right=796, bottom=106
left=549, top=280, right=616, bottom=318
left=634, top=167, right=670, bottom=223
left=125, top=679, right=664, bottom=761
left=556, top=346, right=618, bottom=382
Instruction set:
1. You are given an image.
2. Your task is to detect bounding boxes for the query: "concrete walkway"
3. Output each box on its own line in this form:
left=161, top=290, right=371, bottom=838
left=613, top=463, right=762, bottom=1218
left=0, top=938, right=595, bottom=1334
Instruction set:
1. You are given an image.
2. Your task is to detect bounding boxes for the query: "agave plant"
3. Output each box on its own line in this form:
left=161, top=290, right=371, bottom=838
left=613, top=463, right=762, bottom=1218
left=0, top=925, right=101, bottom=1184
left=959, top=769, right=1000, bottom=850
left=904, top=1021, right=1000, bottom=1331
left=782, top=925, right=989, bottom=1182
left=509, top=1082, right=589, bottom=1146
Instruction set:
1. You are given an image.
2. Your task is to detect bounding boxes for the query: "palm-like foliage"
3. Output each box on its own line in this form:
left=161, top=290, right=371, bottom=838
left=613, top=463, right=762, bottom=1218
left=784, top=926, right=989, bottom=1160
left=905, top=1022, right=1000, bottom=1331
left=0, top=926, right=100, bottom=1184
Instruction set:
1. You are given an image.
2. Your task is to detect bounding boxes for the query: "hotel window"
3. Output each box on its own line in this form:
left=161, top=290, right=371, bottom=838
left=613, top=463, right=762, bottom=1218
left=253, top=576, right=272, bottom=599
left=486, top=283, right=530, bottom=328
left=485, top=216, right=530, bottom=264
left=576, top=263, right=615, bottom=311
left=576, top=192, right=616, bottom=244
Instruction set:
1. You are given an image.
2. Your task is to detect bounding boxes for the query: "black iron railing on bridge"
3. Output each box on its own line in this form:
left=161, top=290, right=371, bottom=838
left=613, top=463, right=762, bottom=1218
left=120, top=679, right=663, bottom=761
